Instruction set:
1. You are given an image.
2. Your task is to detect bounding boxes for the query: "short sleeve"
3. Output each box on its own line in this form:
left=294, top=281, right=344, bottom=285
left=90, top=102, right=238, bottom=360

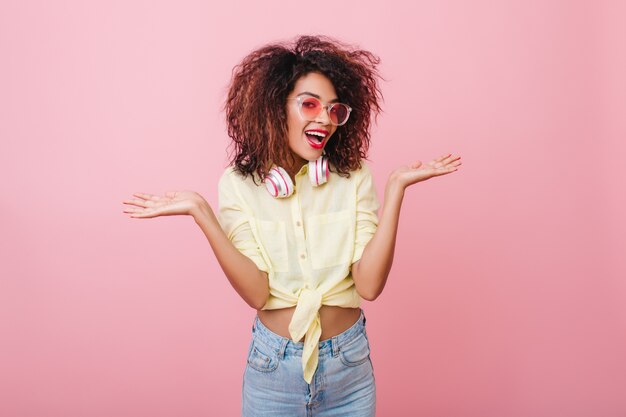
left=351, top=162, right=380, bottom=264
left=217, top=168, right=270, bottom=273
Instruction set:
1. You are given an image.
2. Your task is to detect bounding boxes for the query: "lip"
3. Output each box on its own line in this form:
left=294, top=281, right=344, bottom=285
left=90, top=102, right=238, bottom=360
left=304, top=128, right=329, bottom=150
left=305, top=128, right=330, bottom=136
left=305, top=133, right=325, bottom=149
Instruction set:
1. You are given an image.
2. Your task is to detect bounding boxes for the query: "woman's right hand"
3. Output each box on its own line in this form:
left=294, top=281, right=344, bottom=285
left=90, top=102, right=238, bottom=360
left=122, top=191, right=208, bottom=219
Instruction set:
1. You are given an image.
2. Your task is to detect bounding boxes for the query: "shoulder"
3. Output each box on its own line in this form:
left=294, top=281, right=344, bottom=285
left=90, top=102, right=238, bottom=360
left=219, top=165, right=240, bottom=179
left=329, top=160, right=373, bottom=180
left=357, top=160, right=373, bottom=175
left=218, top=166, right=236, bottom=189
left=218, top=166, right=252, bottom=196
left=219, top=165, right=267, bottom=199
left=352, top=161, right=378, bottom=195
left=219, top=165, right=256, bottom=186
left=349, top=160, right=374, bottom=183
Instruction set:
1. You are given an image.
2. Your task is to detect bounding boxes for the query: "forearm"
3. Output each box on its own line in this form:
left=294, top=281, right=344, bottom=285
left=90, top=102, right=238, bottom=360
left=352, top=178, right=405, bottom=301
left=191, top=202, right=269, bottom=309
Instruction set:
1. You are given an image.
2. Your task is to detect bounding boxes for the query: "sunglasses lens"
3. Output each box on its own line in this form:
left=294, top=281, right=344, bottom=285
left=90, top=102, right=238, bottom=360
left=329, top=104, right=350, bottom=125
left=300, top=98, right=322, bottom=119
left=298, top=97, right=350, bottom=125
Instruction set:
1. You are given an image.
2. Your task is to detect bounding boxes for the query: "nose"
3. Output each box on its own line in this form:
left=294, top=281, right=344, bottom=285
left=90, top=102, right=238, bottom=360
left=314, top=105, right=332, bottom=125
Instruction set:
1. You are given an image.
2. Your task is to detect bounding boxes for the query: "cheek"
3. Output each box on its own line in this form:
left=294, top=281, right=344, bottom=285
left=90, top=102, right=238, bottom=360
left=286, top=113, right=302, bottom=135
left=287, top=122, right=301, bottom=140
left=286, top=120, right=302, bottom=147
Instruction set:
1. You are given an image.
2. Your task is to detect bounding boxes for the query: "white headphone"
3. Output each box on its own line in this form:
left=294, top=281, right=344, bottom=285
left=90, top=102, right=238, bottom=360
left=264, top=155, right=329, bottom=198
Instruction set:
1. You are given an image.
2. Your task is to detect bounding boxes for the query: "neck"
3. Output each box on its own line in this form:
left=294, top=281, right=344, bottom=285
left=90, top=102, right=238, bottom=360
left=284, top=158, right=307, bottom=181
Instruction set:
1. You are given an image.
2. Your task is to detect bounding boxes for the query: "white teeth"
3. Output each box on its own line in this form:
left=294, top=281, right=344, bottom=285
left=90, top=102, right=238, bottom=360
left=305, top=131, right=326, bottom=138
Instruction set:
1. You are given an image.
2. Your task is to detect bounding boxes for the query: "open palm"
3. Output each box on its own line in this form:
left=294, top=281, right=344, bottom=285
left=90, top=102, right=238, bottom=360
left=392, top=153, right=462, bottom=189
left=122, top=191, right=206, bottom=218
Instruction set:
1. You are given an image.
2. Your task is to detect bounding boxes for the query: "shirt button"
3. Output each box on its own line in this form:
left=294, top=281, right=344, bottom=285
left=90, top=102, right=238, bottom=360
left=300, top=254, right=306, bottom=259
left=296, top=221, right=301, bottom=227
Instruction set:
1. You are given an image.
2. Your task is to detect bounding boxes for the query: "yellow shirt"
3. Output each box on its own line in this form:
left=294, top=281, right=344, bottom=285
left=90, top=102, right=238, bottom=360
left=217, top=161, right=380, bottom=384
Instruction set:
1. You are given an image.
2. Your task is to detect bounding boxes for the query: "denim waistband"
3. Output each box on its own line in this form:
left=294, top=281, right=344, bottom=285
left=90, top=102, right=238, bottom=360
left=251, top=308, right=367, bottom=359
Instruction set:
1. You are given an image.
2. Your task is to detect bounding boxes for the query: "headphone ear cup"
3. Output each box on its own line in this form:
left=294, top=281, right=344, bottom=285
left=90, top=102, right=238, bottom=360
left=264, top=166, right=294, bottom=198
left=308, top=156, right=329, bottom=187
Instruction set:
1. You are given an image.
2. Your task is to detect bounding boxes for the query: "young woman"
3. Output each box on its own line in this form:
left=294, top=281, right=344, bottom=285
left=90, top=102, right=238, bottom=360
left=122, top=35, right=461, bottom=416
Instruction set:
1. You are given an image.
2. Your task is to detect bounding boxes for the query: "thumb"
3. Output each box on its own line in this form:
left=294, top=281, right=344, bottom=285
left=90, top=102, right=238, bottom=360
left=410, top=161, right=422, bottom=169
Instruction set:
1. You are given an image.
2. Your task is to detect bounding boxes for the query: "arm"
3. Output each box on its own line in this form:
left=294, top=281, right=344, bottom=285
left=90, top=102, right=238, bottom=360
left=192, top=202, right=269, bottom=310
left=122, top=178, right=270, bottom=309
left=352, top=154, right=462, bottom=301
left=351, top=179, right=403, bottom=301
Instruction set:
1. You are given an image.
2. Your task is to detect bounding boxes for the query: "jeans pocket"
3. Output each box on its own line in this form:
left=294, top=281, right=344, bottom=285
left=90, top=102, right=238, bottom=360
left=247, top=340, right=279, bottom=373
left=339, top=332, right=371, bottom=367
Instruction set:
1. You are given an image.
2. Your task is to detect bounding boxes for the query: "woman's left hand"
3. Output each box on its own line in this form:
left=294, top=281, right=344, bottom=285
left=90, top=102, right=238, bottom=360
left=390, top=153, right=462, bottom=190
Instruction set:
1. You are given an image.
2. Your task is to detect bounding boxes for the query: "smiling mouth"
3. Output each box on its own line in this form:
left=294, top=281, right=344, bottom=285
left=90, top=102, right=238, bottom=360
left=304, top=129, right=328, bottom=146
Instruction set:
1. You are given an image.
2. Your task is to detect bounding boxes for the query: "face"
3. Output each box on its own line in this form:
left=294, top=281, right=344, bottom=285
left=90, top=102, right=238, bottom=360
left=285, top=72, right=339, bottom=171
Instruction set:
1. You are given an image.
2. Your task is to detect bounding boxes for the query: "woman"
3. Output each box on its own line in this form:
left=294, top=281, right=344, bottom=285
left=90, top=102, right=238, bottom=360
left=122, top=35, right=461, bottom=416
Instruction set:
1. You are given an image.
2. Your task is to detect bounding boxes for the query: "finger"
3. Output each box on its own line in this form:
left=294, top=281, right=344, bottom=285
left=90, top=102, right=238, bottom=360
left=433, top=153, right=457, bottom=167
left=439, top=166, right=460, bottom=174
left=132, top=193, right=164, bottom=207
left=133, top=192, right=161, bottom=201
left=428, top=157, right=444, bottom=167
left=122, top=198, right=150, bottom=208
left=433, top=153, right=452, bottom=163
left=427, top=165, right=458, bottom=176
left=439, top=159, right=461, bottom=169
left=128, top=207, right=158, bottom=218
left=124, top=196, right=160, bottom=208
left=443, top=154, right=461, bottom=165
left=123, top=206, right=155, bottom=214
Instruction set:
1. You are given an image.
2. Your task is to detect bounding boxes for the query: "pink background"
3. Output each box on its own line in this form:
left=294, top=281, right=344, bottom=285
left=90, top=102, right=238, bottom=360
left=1, top=0, right=625, bottom=416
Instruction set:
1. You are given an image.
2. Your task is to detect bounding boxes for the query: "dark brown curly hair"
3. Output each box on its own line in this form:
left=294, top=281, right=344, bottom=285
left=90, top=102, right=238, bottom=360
left=223, top=35, right=384, bottom=184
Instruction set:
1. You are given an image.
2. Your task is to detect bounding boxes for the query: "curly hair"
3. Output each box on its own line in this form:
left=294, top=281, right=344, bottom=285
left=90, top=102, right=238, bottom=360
left=223, top=35, right=384, bottom=184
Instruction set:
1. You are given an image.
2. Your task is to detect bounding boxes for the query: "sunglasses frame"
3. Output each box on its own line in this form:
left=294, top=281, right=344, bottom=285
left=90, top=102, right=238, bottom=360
left=288, top=96, right=352, bottom=126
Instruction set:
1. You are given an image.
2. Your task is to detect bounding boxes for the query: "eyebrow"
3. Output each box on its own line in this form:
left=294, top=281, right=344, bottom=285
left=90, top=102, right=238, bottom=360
left=297, top=92, right=340, bottom=103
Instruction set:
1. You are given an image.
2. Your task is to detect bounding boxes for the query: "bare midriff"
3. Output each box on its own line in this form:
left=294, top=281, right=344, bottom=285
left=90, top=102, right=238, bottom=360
left=257, top=305, right=362, bottom=342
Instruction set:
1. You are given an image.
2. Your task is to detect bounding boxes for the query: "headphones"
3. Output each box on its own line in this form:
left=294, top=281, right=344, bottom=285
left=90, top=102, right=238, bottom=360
left=264, top=155, right=329, bottom=198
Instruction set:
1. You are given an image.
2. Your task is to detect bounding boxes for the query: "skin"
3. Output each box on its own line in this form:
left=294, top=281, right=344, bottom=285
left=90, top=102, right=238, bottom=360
left=282, top=71, right=338, bottom=180
left=121, top=71, right=462, bottom=342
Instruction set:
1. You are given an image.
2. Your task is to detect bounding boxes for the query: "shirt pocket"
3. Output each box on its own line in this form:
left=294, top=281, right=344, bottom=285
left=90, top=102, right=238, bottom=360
left=256, top=220, right=289, bottom=272
left=306, top=210, right=354, bottom=269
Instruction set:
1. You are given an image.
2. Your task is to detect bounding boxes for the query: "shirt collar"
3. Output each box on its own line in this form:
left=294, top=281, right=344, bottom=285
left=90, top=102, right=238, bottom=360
left=295, top=163, right=308, bottom=177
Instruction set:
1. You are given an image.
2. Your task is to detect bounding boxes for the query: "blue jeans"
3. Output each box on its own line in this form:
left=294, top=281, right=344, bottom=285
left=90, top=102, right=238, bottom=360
left=242, top=308, right=376, bottom=417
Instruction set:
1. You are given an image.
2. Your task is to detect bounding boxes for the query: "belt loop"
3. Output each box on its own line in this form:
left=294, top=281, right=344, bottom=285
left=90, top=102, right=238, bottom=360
left=331, top=336, right=339, bottom=357
left=278, top=337, right=289, bottom=359
left=252, top=317, right=257, bottom=333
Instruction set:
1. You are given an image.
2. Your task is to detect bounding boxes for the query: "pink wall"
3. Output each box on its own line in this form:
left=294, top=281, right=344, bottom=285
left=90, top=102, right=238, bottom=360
left=1, top=1, right=624, bottom=416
